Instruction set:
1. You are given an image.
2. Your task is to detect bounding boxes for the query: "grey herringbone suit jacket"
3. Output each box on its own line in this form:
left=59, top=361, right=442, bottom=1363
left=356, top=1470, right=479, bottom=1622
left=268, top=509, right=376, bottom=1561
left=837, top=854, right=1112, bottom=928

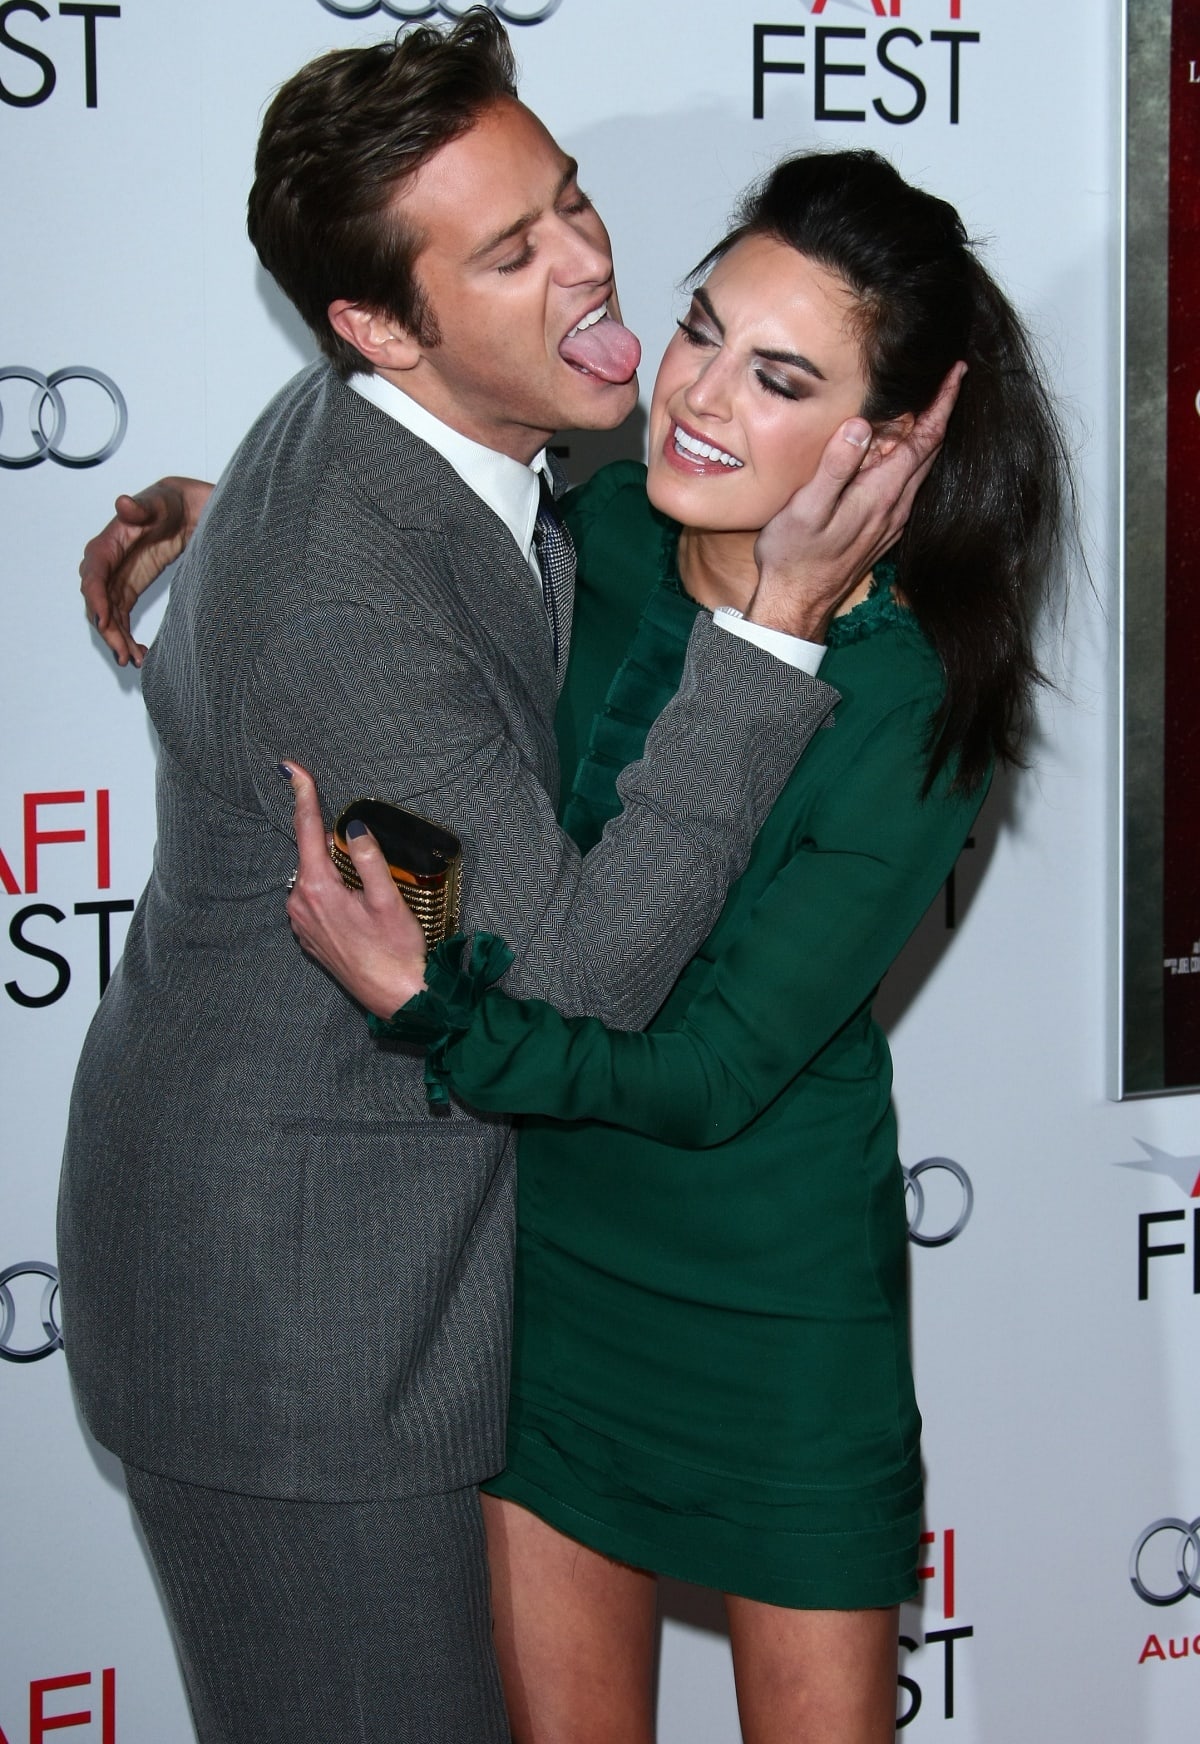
left=58, top=363, right=837, bottom=1501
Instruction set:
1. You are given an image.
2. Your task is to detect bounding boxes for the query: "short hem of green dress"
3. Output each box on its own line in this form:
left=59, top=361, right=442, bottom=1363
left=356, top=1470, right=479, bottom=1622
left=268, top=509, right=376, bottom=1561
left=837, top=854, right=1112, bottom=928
left=482, top=1451, right=920, bottom=1612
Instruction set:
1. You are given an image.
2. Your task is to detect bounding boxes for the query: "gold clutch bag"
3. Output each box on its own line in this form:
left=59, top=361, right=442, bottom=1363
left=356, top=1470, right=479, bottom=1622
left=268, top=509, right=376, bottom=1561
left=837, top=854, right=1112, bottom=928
left=329, top=798, right=462, bottom=949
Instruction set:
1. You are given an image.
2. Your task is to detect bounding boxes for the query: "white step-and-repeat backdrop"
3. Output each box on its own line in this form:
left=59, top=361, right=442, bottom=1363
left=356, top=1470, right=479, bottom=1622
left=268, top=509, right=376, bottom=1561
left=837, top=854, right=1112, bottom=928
left=3, top=2, right=1198, bottom=1739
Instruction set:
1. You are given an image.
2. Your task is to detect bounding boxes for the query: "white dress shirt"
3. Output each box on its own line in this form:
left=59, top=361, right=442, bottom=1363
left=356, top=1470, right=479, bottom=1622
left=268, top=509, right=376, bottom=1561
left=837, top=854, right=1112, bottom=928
left=347, top=371, right=825, bottom=675
left=348, top=370, right=546, bottom=580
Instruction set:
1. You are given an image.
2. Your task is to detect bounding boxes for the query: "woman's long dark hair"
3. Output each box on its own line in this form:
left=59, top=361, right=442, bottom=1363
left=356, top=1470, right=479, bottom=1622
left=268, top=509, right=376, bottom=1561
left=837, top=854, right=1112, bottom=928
left=698, top=150, right=1073, bottom=794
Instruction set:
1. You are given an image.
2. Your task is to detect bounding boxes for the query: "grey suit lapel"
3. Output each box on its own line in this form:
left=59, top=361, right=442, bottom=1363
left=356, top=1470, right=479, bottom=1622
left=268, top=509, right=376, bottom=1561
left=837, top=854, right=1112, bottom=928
left=328, top=380, right=562, bottom=700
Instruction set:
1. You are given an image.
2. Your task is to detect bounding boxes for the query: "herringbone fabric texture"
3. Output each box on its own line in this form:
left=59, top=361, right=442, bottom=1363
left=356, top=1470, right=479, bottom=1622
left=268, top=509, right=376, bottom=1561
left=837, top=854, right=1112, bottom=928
left=58, top=361, right=839, bottom=1505
left=125, top=1466, right=507, bottom=1743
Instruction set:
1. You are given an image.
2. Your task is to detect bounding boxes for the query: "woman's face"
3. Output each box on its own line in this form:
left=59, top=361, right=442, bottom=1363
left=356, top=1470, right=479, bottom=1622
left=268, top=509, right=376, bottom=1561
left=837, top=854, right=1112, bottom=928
left=647, top=233, right=871, bottom=533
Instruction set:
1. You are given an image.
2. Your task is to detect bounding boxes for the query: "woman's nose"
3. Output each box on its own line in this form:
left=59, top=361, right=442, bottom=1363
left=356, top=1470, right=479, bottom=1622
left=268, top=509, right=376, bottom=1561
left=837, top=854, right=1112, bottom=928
left=684, top=357, right=732, bottom=420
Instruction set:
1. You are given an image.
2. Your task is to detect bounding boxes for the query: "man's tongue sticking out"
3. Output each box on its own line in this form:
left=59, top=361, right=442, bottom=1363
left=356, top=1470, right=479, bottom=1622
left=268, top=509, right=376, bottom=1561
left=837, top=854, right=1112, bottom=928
left=559, top=308, right=641, bottom=383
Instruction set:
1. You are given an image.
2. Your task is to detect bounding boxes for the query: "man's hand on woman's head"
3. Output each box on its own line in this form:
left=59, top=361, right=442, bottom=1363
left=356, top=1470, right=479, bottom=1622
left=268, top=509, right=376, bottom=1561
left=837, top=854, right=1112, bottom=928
left=748, top=361, right=967, bottom=644
left=81, top=476, right=215, bottom=667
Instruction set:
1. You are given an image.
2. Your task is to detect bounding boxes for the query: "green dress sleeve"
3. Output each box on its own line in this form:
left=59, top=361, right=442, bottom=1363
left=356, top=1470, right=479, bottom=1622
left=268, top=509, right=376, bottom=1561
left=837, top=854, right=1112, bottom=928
left=401, top=695, right=986, bottom=1148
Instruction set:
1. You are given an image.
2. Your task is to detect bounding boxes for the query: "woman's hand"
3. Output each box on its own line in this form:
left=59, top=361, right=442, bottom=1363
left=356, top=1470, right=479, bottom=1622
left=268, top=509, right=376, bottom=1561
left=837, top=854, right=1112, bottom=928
left=81, top=476, right=214, bottom=667
left=283, top=763, right=429, bottom=1020
left=748, top=361, right=967, bottom=641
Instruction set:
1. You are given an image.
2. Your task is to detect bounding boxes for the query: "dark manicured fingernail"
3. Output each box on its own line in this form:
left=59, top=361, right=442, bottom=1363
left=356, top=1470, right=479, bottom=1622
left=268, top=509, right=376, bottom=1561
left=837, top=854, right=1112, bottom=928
left=277, top=762, right=294, bottom=780
left=93, top=612, right=101, bottom=628
left=346, top=820, right=368, bottom=840
left=113, top=648, right=120, bottom=662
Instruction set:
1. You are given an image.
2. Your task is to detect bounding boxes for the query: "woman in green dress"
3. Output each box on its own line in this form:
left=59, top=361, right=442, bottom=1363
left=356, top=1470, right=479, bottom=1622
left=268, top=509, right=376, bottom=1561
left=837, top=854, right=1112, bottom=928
left=286, top=151, right=1070, bottom=1743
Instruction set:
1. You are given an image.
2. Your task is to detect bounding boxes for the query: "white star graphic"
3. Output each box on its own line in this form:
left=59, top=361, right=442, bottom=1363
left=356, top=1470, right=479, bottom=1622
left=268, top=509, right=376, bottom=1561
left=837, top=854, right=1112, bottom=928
left=1116, top=1140, right=1200, bottom=1198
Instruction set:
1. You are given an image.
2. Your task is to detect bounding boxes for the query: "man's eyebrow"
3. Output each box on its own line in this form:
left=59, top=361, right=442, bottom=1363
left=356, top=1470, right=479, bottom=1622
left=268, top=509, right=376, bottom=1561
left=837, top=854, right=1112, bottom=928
left=691, top=284, right=827, bottom=382
left=468, top=159, right=580, bottom=262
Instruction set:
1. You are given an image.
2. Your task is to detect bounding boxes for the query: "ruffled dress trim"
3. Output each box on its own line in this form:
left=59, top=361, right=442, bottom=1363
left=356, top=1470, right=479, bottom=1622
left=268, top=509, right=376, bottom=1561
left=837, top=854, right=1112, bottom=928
left=370, top=931, right=513, bottom=1105
left=560, top=518, right=697, bottom=855
left=563, top=532, right=909, bottom=854
left=372, top=530, right=912, bottom=1105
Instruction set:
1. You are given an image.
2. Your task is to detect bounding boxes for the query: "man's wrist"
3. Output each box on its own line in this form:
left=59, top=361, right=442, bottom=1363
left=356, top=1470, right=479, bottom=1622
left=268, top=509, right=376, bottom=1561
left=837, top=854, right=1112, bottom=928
left=744, top=585, right=835, bottom=644
left=713, top=607, right=826, bottom=674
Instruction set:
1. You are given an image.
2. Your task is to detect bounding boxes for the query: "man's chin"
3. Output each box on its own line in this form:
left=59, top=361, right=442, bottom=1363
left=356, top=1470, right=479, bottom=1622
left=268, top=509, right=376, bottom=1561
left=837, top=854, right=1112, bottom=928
left=561, top=371, right=639, bottom=432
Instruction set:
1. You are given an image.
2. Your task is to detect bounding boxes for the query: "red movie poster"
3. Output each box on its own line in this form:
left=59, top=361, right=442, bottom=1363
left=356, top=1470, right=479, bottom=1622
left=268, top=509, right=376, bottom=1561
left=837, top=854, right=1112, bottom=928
left=1163, top=0, right=1200, bottom=1084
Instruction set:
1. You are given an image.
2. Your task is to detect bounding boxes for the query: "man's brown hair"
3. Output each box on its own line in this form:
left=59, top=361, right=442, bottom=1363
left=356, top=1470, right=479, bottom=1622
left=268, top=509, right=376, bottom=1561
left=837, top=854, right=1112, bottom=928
left=247, top=9, right=518, bottom=378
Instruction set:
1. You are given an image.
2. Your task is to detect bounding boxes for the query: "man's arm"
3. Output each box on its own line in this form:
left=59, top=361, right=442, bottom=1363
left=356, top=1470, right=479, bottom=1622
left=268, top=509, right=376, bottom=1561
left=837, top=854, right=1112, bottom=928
left=247, top=590, right=832, bottom=1033
left=81, top=477, right=214, bottom=666
left=277, top=379, right=963, bottom=1027
left=78, top=366, right=961, bottom=665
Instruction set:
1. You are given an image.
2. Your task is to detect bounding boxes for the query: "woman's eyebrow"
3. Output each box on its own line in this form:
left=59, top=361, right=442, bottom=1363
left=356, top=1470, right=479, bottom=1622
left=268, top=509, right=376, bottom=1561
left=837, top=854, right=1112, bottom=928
left=692, top=284, right=827, bottom=381
left=692, top=285, right=726, bottom=337
left=755, top=346, right=826, bottom=381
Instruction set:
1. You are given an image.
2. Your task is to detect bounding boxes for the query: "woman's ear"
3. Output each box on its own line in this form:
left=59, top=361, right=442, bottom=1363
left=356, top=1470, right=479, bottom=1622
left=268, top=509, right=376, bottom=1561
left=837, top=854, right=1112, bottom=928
left=860, top=412, right=917, bottom=469
left=327, top=300, right=423, bottom=374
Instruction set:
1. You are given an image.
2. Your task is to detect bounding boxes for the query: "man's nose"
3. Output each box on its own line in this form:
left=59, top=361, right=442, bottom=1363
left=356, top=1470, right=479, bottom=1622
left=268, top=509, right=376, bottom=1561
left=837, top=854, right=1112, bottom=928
left=554, top=218, right=613, bottom=286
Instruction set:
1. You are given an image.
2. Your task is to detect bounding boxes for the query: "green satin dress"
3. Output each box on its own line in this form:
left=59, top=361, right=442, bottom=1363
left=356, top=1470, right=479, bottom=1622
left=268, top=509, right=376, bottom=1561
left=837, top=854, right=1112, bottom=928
left=397, top=461, right=987, bottom=1608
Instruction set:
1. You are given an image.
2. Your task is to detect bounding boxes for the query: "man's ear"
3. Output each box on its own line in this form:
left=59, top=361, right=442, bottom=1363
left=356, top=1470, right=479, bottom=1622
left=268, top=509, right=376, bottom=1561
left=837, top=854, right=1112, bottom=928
left=328, top=301, right=423, bottom=373
left=860, top=412, right=917, bottom=469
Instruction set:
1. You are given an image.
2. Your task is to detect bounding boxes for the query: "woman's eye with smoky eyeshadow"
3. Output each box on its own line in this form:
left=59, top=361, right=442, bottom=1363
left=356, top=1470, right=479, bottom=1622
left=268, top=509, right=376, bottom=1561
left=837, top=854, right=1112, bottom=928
left=755, top=371, right=801, bottom=401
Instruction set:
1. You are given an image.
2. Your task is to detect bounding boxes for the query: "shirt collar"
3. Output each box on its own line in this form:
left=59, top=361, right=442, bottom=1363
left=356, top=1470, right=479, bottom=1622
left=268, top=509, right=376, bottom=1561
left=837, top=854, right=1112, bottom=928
left=347, top=371, right=548, bottom=563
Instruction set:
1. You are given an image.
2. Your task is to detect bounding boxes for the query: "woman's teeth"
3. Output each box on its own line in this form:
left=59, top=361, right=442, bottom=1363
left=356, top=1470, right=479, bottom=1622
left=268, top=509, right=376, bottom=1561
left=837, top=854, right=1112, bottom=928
left=566, top=304, right=608, bottom=339
left=673, top=424, right=743, bottom=468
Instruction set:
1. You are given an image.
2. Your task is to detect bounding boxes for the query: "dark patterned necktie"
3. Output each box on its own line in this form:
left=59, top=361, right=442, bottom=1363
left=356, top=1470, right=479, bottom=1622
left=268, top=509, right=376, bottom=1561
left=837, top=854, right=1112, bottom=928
left=533, top=472, right=575, bottom=675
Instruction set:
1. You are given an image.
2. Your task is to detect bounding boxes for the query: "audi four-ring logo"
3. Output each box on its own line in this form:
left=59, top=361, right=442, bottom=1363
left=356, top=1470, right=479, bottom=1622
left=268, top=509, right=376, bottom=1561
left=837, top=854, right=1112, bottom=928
left=0, top=1262, right=63, bottom=1363
left=318, top=0, right=563, bottom=20
left=0, top=366, right=128, bottom=469
left=904, top=1157, right=973, bottom=1247
left=1130, top=1519, right=1200, bottom=1607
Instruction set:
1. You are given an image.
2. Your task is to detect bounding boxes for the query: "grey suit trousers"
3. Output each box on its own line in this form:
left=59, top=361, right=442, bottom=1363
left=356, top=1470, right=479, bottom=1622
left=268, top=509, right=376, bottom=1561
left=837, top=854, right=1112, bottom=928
left=125, top=1465, right=508, bottom=1744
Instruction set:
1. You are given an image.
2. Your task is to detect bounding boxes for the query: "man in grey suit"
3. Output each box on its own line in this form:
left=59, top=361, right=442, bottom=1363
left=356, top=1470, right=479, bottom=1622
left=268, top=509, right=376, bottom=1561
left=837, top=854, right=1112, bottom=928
left=63, top=13, right=947, bottom=1744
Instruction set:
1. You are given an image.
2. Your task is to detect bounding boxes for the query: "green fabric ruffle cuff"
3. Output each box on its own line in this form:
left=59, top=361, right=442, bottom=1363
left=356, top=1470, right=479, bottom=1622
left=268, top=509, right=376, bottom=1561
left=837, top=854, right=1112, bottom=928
left=368, top=931, right=515, bottom=1107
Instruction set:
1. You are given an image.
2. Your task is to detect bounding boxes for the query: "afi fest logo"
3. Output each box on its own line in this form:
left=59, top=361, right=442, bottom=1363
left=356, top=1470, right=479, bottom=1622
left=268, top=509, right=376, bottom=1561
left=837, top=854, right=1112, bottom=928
left=0, top=1669, right=115, bottom=1744
left=0, top=368, right=127, bottom=469
left=1131, top=1517, right=1200, bottom=1670
left=2, top=790, right=134, bottom=1009
left=1116, top=1140, right=1200, bottom=1300
left=753, top=0, right=981, bottom=124
left=905, top=1157, right=973, bottom=1247
left=0, top=1262, right=61, bottom=1363
left=0, top=2, right=121, bottom=109
left=898, top=1528, right=975, bottom=1728
left=317, top=0, right=563, bottom=22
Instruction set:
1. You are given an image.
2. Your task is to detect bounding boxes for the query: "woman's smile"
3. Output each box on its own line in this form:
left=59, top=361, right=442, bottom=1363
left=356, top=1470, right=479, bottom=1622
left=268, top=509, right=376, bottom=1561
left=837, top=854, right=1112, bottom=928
left=664, top=416, right=745, bottom=473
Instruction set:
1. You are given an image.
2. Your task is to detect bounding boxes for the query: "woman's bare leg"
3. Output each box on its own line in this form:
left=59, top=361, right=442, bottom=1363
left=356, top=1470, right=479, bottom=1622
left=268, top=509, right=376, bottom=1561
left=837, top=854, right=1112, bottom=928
left=724, top=1596, right=899, bottom=1744
left=482, top=1493, right=659, bottom=1744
